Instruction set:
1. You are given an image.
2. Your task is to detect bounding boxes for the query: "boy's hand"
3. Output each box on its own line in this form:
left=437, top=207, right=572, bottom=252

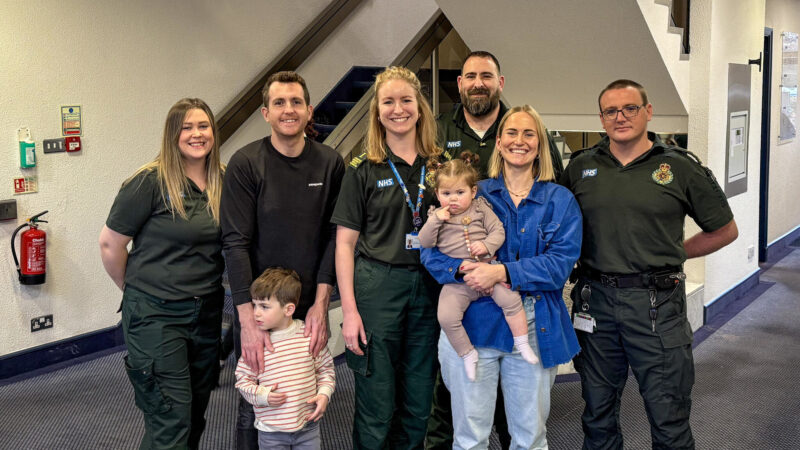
left=267, top=385, right=287, bottom=406
left=470, top=241, right=489, bottom=258
left=306, top=394, right=330, bottom=422
left=435, top=207, right=451, bottom=221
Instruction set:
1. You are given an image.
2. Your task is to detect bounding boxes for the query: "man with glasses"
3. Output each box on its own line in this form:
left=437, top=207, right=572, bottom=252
left=560, top=79, right=738, bottom=449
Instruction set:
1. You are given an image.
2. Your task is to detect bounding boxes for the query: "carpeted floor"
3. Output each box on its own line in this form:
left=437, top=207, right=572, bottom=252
left=1, top=250, right=798, bottom=449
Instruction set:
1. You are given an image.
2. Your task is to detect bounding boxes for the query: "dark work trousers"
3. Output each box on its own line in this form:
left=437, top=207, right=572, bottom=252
left=347, top=257, right=440, bottom=450
left=425, top=370, right=512, bottom=449
left=571, top=279, right=695, bottom=450
left=121, top=285, right=223, bottom=450
left=233, top=310, right=258, bottom=450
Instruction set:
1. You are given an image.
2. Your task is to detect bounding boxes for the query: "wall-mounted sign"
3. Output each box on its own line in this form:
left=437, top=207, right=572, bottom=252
left=779, top=32, right=798, bottom=144
left=61, top=105, right=82, bottom=136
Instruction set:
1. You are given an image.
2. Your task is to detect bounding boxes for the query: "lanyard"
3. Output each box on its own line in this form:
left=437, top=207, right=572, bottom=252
left=386, top=159, right=425, bottom=231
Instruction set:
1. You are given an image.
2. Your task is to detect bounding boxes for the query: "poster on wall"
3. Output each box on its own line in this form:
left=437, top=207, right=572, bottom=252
left=779, top=32, right=798, bottom=143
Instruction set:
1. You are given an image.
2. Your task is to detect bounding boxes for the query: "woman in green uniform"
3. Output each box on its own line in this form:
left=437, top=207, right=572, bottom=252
left=98, top=98, right=225, bottom=450
left=332, top=66, right=442, bottom=449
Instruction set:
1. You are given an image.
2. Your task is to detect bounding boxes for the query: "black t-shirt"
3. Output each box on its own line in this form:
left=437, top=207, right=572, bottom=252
left=331, top=148, right=437, bottom=265
left=220, top=137, right=344, bottom=316
left=559, top=133, right=733, bottom=274
left=106, top=169, right=224, bottom=300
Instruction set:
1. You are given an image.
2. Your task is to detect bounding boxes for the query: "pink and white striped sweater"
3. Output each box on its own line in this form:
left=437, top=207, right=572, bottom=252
left=234, top=319, right=336, bottom=432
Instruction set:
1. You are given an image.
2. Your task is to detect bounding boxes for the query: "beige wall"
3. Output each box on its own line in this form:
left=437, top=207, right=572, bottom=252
left=689, top=0, right=766, bottom=304
left=765, top=0, right=800, bottom=244
left=0, top=0, right=441, bottom=358
left=0, top=0, right=330, bottom=357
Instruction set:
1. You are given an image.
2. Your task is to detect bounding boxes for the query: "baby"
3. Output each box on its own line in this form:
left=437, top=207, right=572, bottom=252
left=419, top=153, right=538, bottom=381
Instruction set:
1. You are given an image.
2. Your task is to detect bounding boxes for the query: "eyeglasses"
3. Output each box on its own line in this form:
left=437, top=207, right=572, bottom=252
left=600, top=104, right=646, bottom=121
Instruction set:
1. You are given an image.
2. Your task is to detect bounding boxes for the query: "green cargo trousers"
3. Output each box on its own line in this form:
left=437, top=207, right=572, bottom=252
left=571, top=279, right=695, bottom=450
left=121, top=285, right=222, bottom=450
left=347, top=257, right=440, bottom=450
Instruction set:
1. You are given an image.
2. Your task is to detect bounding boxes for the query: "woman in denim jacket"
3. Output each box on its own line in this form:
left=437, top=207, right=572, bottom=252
left=421, top=105, right=582, bottom=449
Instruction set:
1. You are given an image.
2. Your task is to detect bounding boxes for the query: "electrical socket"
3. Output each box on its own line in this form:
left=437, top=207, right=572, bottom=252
left=31, top=314, right=53, bottom=332
left=0, top=199, right=17, bottom=221
left=43, top=138, right=65, bottom=153
left=747, top=245, right=755, bottom=262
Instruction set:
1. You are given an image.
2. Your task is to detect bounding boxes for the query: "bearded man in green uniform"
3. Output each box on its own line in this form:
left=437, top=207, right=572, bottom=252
left=560, top=79, right=739, bottom=450
left=437, top=51, right=563, bottom=179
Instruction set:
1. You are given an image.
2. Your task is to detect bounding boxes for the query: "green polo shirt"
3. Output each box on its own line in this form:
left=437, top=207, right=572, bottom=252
left=560, top=133, right=733, bottom=274
left=106, top=169, right=224, bottom=300
left=331, top=148, right=437, bottom=265
left=437, top=103, right=564, bottom=180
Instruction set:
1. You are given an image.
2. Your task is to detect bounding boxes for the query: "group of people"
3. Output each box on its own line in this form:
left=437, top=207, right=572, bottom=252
left=98, top=49, right=737, bottom=450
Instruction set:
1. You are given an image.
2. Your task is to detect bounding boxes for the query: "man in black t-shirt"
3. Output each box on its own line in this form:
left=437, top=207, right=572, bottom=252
left=220, top=71, right=344, bottom=450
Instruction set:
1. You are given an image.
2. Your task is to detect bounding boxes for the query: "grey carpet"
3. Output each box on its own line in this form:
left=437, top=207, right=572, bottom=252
left=1, top=250, right=798, bottom=449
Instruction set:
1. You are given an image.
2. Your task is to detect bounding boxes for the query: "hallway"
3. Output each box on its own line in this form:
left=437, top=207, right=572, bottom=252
left=1, top=249, right=798, bottom=449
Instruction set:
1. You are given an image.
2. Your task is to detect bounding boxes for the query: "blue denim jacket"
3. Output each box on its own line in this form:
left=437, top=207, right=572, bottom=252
left=421, top=176, right=582, bottom=368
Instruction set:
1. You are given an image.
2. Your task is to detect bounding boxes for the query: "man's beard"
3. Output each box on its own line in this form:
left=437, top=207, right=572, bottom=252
left=461, top=87, right=500, bottom=117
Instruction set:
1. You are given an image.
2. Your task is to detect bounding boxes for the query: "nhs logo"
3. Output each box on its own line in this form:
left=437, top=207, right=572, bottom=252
left=377, top=178, right=395, bottom=188
left=447, top=140, right=461, bottom=149
left=582, top=168, right=598, bottom=178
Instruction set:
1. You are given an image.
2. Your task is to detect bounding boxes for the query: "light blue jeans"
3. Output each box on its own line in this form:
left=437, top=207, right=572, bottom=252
left=439, top=296, right=558, bottom=450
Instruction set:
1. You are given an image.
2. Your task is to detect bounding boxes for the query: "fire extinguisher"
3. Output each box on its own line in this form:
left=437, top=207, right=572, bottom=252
left=11, top=210, right=48, bottom=285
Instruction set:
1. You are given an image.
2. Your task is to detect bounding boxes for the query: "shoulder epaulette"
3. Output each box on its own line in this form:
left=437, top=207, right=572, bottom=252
left=442, top=150, right=454, bottom=161
left=349, top=152, right=367, bottom=168
left=668, top=147, right=704, bottom=165
left=568, top=147, right=592, bottom=160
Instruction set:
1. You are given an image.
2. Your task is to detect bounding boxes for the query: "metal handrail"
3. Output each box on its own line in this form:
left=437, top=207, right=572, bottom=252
left=324, top=10, right=453, bottom=159
left=216, top=0, right=363, bottom=145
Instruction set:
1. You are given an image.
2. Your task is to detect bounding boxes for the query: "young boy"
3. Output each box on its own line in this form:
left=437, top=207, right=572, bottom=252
left=235, top=267, right=335, bottom=450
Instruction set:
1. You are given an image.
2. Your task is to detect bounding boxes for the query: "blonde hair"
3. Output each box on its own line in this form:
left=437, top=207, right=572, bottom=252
left=432, top=151, right=480, bottom=190
left=125, top=98, right=224, bottom=223
left=487, top=105, right=555, bottom=182
left=364, top=66, right=441, bottom=163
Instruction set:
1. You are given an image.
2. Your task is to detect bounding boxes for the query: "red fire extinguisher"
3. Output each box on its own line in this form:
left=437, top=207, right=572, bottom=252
left=11, top=210, right=48, bottom=285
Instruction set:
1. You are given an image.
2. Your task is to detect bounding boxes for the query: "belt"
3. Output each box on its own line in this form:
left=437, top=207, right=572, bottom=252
left=359, top=254, right=420, bottom=271
left=581, top=266, right=683, bottom=289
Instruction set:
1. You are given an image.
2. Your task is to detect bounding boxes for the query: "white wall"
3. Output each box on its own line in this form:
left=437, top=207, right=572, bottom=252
left=765, top=0, right=800, bottom=244
left=435, top=0, right=687, bottom=132
left=0, top=0, right=331, bottom=357
left=221, top=1, right=440, bottom=161
left=689, top=0, right=766, bottom=304
left=0, top=0, right=441, bottom=359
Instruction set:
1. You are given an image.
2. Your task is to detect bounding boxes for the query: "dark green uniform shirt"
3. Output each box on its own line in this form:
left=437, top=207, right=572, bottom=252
left=437, top=103, right=564, bottom=180
left=331, top=148, right=437, bottom=265
left=559, top=132, right=733, bottom=274
left=106, top=169, right=224, bottom=300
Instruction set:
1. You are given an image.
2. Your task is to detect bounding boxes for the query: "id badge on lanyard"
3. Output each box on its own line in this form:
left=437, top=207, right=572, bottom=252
left=387, top=160, right=425, bottom=251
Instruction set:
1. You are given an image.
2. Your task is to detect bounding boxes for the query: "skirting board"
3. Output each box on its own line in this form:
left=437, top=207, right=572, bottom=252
left=765, top=225, right=800, bottom=264
left=0, top=325, right=124, bottom=382
left=703, top=270, right=760, bottom=325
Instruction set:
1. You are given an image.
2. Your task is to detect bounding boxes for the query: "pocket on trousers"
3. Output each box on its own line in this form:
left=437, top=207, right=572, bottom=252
left=124, top=355, right=171, bottom=414
left=658, top=321, right=693, bottom=348
left=345, top=330, right=372, bottom=377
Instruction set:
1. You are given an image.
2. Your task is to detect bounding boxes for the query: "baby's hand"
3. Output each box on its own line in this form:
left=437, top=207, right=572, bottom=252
left=306, top=394, right=330, bottom=422
left=470, top=241, right=489, bottom=258
left=435, top=207, right=451, bottom=221
left=267, top=385, right=287, bottom=406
